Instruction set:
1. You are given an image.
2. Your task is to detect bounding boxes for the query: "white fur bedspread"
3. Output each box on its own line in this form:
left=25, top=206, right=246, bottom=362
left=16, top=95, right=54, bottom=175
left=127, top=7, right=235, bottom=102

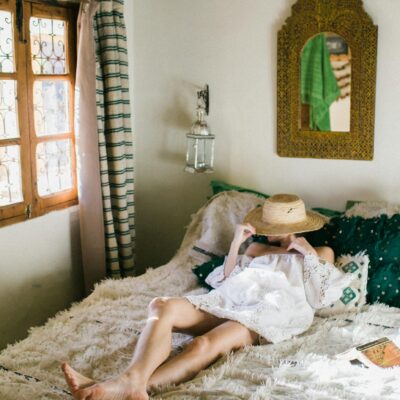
left=1, top=192, right=400, bottom=400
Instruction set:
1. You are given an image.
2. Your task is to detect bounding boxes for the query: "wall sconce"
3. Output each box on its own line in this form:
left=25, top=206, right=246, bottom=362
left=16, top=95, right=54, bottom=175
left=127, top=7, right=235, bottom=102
left=184, top=84, right=215, bottom=173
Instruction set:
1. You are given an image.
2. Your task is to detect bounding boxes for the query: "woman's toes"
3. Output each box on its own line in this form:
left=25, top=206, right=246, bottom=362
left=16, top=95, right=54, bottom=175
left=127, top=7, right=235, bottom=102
left=62, top=363, right=80, bottom=391
left=61, top=363, right=95, bottom=392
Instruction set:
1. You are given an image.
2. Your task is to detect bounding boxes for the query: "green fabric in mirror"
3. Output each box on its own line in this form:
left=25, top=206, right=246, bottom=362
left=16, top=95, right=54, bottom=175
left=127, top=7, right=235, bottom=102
left=301, top=33, right=340, bottom=131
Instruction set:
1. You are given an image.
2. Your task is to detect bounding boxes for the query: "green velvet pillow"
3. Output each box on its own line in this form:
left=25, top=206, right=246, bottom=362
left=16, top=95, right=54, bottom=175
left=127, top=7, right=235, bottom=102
left=367, top=263, right=400, bottom=307
left=305, top=214, right=400, bottom=306
left=192, top=256, right=225, bottom=290
left=311, top=207, right=343, bottom=218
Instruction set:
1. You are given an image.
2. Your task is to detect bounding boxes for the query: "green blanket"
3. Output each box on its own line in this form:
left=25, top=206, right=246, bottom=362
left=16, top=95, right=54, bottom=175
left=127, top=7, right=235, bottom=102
left=301, top=34, right=340, bottom=131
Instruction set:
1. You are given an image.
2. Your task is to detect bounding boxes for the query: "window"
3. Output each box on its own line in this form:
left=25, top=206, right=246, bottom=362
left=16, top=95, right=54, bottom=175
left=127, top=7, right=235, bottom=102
left=0, top=0, right=78, bottom=227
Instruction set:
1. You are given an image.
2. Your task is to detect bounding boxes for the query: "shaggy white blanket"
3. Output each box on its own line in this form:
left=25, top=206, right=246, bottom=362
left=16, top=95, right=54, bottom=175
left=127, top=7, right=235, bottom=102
left=1, top=191, right=400, bottom=400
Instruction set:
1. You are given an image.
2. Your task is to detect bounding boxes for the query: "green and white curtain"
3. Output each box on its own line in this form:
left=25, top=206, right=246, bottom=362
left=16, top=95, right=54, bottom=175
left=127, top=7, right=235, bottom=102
left=93, top=0, right=135, bottom=277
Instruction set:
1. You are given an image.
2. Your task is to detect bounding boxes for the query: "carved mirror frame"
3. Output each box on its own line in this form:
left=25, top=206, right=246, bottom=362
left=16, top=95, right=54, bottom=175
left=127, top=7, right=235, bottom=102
left=277, top=0, right=378, bottom=160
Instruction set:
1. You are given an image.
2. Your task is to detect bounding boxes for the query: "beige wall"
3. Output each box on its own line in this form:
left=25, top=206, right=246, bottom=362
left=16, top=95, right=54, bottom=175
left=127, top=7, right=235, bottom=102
left=129, top=0, right=400, bottom=272
left=0, top=207, right=83, bottom=349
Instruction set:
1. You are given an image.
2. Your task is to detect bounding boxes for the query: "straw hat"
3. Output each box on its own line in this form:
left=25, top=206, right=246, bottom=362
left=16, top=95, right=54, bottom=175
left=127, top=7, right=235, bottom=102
left=243, top=194, right=327, bottom=235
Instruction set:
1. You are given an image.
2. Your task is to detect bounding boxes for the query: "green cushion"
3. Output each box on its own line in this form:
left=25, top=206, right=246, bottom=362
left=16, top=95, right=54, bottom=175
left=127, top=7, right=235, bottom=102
left=367, top=263, right=400, bottom=307
left=210, top=180, right=269, bottom=198
left=346, top=200, right=362, bottom=210
left=311, top=207, right=343, bottom=218
left=192, top=256, right=225, bottom=290
left=305, top=214, right=400, bottom=305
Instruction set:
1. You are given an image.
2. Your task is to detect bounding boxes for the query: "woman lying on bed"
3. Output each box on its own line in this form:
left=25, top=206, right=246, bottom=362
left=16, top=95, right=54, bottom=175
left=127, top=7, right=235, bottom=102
left=62, top=194, right=352, bottom=400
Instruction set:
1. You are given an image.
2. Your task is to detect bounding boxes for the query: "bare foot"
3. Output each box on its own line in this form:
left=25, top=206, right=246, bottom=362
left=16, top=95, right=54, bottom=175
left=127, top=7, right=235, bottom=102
left=61, top=363, right=149, bottom=400
left=62, top=363, right=95, bottom=392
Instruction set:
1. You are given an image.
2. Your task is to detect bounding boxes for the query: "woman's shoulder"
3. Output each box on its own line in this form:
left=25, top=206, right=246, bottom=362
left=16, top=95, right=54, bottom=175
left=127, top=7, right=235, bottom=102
left=314, top=246, right=335, bottom=264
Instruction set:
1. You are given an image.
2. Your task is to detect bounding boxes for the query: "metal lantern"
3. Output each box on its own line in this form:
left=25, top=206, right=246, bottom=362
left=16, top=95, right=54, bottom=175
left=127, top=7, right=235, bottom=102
left=184, top=85, right=215, bottom=174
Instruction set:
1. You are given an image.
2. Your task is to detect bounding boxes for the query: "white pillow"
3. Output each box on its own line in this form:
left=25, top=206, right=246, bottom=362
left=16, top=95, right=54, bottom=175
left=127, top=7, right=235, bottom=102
left=315, top=251, right=369, bottom=317
left=345, top=200, right=400, bottom=218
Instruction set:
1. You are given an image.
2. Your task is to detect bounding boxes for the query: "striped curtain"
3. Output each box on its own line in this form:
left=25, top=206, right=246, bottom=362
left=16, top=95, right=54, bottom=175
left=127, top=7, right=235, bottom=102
left=93, top=0, right=135, bottom=277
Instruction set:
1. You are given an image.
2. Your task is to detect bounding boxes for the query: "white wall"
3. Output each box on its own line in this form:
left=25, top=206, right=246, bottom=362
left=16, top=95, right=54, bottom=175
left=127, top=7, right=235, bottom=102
left=129, top=0, right=400, bottom=272
left=0, top=207, right=83, bottom=349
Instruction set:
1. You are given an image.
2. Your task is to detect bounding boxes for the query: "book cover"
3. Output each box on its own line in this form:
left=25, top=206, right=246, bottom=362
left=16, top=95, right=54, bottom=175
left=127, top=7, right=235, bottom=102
left=336, top=337, right=400, bottom=368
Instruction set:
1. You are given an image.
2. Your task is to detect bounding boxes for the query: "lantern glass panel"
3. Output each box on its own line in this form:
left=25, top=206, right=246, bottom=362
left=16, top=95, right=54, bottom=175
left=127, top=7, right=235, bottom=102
left=185, top=135, right=215, bottom=173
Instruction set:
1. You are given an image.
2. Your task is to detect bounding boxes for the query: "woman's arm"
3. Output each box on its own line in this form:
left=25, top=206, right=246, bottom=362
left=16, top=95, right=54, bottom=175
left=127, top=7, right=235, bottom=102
left=223, top=223, right=256, bottom=279
left=287, top=237, right=335, bottom=263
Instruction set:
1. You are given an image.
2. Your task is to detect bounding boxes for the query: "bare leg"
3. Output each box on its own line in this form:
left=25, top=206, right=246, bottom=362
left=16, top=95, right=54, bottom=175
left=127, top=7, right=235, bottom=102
left=148, top=320, right=259, bottom=390
left=62, top=297, right=225, bottom=400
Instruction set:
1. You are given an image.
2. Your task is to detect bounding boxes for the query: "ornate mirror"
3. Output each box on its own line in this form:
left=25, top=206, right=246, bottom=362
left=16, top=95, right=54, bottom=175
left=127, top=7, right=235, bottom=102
left=277, top=0, right=378, bottom=160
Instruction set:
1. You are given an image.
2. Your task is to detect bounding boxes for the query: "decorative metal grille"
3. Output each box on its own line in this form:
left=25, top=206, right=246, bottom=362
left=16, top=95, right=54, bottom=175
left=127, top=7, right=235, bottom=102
left=0, top=145, right=23, bottom=206
left=30, top=17, right=66, bottom=75
left=0, top=10, right=14, bottom=73
left=36, top=139, right=72, bottom=195
left=0, top=80, right=19, bottom=139
left=33, top=80, right=69, bottom=136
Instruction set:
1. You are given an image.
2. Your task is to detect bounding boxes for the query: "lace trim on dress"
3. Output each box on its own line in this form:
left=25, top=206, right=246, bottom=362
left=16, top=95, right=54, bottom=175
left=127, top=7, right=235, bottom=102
left=303, top=253, right=354, bottom=309
left=205, top=255, right=252, bottom=289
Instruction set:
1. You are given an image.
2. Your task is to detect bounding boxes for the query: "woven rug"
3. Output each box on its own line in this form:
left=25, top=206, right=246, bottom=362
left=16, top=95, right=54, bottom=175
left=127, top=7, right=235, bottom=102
left=1, top=192, right=400, bottom=400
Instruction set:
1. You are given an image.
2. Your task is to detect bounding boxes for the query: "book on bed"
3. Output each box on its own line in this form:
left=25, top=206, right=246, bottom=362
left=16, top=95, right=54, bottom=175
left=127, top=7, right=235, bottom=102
left=336, top=337, right=400, bottom=368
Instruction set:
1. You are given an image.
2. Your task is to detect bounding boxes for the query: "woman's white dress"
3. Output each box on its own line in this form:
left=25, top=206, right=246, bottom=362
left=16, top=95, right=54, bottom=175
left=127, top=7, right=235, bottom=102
left=185, top=253, right=353, bottom=344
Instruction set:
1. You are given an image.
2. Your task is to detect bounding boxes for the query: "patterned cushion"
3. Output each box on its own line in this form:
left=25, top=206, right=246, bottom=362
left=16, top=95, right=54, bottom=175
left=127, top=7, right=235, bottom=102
left=344, top=202, right=400, bottom=307
left=315, top=252, right=369, bottom=317
left=305, top=214, right=400, bottom=306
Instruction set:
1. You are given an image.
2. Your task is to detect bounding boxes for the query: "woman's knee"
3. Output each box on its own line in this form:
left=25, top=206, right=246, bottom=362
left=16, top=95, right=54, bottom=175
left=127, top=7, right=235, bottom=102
left=148, top=297, right=176, bottom=321
left=187, top=324, right=257, bottom=358
left=186, top=335, right=213, bottom=355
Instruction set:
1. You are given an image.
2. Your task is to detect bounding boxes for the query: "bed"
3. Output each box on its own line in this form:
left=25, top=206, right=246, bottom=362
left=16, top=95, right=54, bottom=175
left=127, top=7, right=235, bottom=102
left=1, top=191, right=400, bottom=400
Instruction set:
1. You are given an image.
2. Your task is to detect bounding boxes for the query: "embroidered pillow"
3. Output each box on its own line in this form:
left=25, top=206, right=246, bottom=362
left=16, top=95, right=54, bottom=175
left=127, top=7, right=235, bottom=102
left=315, top=252, right=369, bottom=317
left=305, top=213, right=400, bottom=306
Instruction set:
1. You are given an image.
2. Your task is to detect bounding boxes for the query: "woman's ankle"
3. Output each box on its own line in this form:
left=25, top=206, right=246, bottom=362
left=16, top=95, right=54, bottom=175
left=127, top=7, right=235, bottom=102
left=122, top=368, right=148, bottom=387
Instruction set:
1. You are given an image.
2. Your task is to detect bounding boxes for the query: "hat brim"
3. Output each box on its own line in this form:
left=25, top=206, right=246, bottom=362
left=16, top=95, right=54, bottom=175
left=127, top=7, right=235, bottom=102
left=243, top=206, right=327, bottom=236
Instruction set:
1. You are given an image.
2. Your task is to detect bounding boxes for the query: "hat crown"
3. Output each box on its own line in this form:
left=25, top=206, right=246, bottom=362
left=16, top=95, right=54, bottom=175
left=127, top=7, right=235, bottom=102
left=262, top=194, right=307, bottom=225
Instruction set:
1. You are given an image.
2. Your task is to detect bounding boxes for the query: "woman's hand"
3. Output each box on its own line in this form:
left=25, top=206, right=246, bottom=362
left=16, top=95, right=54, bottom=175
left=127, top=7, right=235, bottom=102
left=232, top=223, right=256, bottom=246
left=223, top=223, right=256, bottom=279
left=286, top=236, right=317, bottom=256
